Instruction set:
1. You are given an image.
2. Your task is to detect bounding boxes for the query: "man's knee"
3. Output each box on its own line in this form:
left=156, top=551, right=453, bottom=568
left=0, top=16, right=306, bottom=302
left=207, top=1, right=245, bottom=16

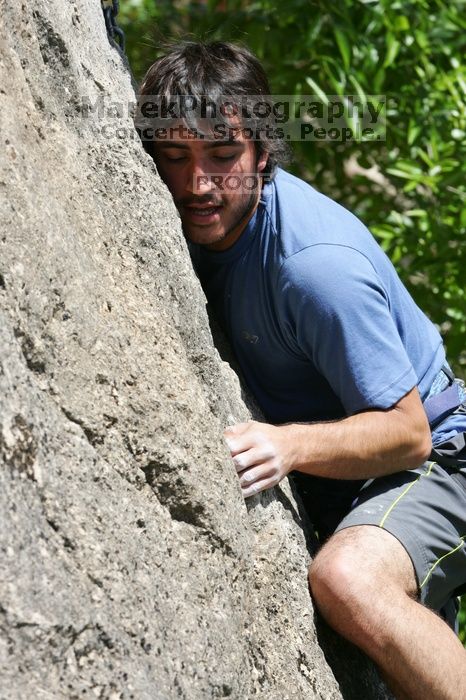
left=308, top=525, right=418, bottom=615
left=309, top=533, right=371, bottom=615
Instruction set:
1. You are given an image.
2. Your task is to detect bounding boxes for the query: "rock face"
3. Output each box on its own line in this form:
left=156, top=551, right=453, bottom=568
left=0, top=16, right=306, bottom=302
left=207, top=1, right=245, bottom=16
left=0, top=2, right=389, bottom=698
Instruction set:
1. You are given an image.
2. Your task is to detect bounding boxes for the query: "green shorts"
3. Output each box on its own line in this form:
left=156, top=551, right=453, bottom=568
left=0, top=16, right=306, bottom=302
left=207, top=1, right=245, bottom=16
left=334, top=460, right=466, bottom=628
left=291, top=456, right=466, bottom=630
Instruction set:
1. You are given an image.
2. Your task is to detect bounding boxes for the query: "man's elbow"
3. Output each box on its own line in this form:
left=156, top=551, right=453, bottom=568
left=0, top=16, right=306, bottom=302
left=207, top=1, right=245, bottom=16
left=393, top=388, right=432, bottom=467
left=408, top=420, right=432, bottom=467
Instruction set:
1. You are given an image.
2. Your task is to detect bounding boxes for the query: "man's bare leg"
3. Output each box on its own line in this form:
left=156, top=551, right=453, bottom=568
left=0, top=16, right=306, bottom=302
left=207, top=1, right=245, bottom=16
left=309, top=525, right=466, bottom=700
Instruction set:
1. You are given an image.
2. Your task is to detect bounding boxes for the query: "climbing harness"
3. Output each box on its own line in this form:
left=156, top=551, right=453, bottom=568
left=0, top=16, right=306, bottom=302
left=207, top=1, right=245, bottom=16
left=101, top=0, right=126, bottom=53
left=424, top=364, right=466, bottom=430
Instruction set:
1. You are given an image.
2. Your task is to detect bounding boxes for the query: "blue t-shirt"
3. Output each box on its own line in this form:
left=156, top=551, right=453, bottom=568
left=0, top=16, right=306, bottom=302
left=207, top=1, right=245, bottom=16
left=192, top=168, right=457, bottom=439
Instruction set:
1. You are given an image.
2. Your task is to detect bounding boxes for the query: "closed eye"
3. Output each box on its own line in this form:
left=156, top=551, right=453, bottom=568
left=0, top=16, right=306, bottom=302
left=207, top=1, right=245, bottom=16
left=210, top=146, right=242, bottom=161
left=163, top=153, right=187, bottom=162
left=214, top=153, right=237, bottom=161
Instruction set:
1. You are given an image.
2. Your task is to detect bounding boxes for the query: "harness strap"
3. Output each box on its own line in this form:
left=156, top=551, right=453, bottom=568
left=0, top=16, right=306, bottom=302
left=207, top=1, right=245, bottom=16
left=423, top=383, right=462, bottom=429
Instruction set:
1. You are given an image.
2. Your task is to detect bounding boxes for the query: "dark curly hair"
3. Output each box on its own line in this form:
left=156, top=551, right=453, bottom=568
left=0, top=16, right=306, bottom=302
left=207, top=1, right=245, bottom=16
left=135, top=41, right=290, bottom=178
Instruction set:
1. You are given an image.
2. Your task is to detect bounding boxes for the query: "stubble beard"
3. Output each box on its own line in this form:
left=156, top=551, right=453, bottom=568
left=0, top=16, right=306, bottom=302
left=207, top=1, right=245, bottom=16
left=182, top=189, right=259, bottom=248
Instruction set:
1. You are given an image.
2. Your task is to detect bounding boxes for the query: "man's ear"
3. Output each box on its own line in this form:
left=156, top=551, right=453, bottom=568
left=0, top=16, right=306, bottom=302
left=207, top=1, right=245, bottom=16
left=257, top=150, right=269, bottom=173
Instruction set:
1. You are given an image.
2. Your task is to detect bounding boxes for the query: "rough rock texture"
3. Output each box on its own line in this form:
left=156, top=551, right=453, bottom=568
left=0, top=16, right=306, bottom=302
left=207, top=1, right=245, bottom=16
left=0, top=1, right=390, bottom=698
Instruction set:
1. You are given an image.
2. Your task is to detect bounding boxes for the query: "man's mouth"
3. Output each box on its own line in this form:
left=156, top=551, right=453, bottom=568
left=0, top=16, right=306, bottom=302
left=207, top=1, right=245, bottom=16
left=188, top=206, right=219, bottom=216
left=184, top=203, right=223, bottom=224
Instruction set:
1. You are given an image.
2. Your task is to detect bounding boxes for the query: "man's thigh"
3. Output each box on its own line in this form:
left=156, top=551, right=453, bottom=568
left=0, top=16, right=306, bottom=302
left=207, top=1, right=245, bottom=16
left=334, top=461, right=466, bottom=619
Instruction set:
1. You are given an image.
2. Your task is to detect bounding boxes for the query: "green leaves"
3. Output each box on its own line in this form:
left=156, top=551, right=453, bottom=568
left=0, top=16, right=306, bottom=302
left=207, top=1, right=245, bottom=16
left=334, top=27, right=351, bottom=71
left=304, top=77, right=329, bottom=105
left=383, top=33, right=400, bottom=67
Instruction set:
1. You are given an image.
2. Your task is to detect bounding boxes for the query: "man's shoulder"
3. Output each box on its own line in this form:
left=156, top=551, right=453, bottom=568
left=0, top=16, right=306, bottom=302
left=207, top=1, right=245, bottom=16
left=266, top=168, right=374, bottom=260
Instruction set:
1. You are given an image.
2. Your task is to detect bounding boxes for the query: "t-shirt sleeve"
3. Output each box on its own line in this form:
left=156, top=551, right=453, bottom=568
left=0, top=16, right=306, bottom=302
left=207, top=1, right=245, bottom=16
left=278, top=244, right=418, bottom=414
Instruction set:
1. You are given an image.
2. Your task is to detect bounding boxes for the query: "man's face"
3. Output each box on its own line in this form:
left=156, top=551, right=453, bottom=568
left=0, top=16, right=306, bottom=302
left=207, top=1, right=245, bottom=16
left=152, top=124, right=268, bottom=251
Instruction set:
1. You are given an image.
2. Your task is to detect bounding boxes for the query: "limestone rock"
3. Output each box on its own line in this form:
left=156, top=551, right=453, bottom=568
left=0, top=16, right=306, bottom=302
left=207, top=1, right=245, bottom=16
left=0, top=1, right=389, bottom=698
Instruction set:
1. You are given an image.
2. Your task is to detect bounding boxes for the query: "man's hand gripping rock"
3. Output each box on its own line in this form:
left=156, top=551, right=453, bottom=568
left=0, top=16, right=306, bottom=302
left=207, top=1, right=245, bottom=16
left=224, top=421, right=297, bottom=498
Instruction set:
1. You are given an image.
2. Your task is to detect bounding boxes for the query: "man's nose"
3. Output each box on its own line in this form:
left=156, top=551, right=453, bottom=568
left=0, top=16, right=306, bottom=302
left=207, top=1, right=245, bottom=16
left=187, top=160, right=214, bottom=195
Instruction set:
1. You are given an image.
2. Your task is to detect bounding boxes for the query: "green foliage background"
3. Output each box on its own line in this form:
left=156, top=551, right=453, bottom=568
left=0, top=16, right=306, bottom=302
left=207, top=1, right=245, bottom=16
left=117, top=0, right=466, bottom=641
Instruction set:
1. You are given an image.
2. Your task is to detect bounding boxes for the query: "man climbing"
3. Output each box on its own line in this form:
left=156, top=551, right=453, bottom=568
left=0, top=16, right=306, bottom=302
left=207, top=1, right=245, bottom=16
left=137, top=41, right=466, bottom=699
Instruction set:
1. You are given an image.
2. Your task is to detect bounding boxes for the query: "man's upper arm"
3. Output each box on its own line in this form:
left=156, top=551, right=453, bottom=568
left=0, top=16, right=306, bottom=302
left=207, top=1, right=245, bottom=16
left=279, top=245, right=420, bottom=415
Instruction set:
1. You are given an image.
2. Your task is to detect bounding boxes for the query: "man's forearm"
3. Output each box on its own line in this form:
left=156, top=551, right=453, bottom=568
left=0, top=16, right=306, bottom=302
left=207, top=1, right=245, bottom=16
left=224, top=387, right=433, bottom=498
left=285, top=405, right=431, bottom=480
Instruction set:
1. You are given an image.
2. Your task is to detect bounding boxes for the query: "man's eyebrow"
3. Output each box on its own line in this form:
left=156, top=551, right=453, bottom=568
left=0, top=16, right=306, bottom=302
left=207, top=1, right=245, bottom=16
left=157, top=140, right=244, bottom=149
left=156, top=142, right=191, bottom=149
left=204, top=140, right=244, bottom=149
